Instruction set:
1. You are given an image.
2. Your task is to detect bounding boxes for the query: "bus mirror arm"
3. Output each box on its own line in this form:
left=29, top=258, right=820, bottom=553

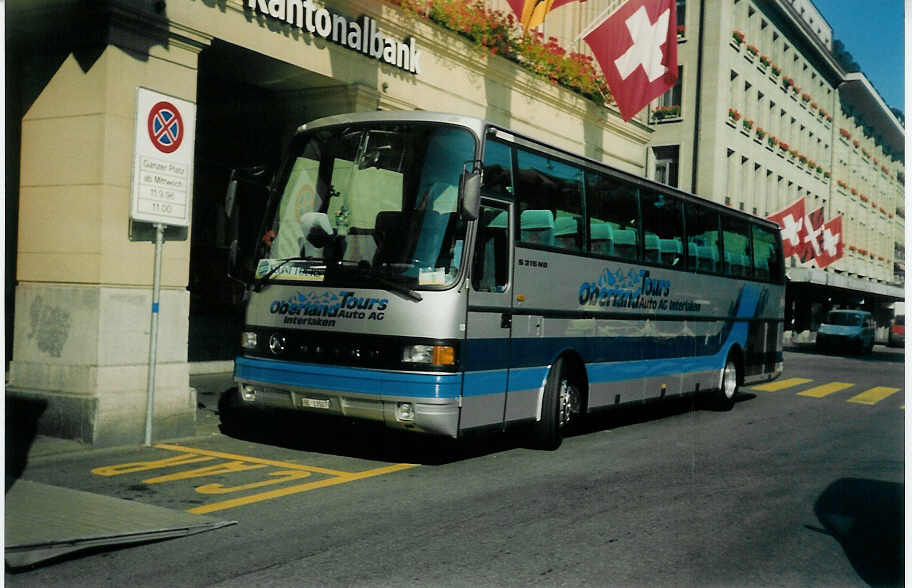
left=460, top=160, right=483, bottom=221
left=225, top=171, right=238, bottom=219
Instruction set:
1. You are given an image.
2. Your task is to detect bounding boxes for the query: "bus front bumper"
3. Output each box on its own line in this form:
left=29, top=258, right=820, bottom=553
left=233, top=356, right=462, bottom=438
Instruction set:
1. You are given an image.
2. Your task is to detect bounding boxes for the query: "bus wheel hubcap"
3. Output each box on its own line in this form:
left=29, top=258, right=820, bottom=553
left=558, top=380, right=579, bottom=428
left=722, top=362, right=737, bottom=399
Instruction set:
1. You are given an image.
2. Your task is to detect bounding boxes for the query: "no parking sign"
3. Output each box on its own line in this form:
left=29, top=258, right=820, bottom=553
left=131, top=88, right=196, bottom=227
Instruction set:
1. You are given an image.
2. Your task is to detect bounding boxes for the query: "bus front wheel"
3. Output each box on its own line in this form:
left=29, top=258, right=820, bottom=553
left=532, top=357, right=581, bottom=450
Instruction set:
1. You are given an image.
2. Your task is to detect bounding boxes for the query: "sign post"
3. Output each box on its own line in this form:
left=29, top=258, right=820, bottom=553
left=131, top=88, right=196, bottom=446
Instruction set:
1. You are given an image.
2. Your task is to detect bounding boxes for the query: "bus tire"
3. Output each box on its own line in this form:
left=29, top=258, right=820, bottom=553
left=532, top=357, right=581, bottom=450
left=714, top=355, right=739, bottom=411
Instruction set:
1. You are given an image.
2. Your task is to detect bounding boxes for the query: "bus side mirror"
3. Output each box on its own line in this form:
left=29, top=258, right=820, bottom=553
left=224, top=165, right=269, bottom=284
left=460, top=161, right=482, bottom=221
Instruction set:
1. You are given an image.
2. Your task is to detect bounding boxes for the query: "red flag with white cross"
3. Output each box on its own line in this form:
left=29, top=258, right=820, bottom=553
left=583, top=0, right=678, bottom=121
left=799, top=205, right=825, bottom=263
left=814, top=215, right=844, bottom=269
left=767, top=197, right=807, bottom=259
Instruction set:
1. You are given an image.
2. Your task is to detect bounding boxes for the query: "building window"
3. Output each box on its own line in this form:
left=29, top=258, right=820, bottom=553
left=676, top=0, right=686, bottom=36
left=654, top=145, right=680, bottom=187
left=654, top=66, right=684, bottom=121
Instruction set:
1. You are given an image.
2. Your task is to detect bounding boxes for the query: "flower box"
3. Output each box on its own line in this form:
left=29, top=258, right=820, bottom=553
left=652, top=105, right=681, bottom=120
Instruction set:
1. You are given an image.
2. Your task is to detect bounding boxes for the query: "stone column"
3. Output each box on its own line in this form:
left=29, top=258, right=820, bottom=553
left=8, top=11, right=210, bottom=446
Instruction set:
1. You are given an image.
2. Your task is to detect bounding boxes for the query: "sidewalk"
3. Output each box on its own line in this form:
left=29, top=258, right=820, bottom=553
left=18, top=371, right=236, bottom=462
left=5, top=370, right=240, bottom=569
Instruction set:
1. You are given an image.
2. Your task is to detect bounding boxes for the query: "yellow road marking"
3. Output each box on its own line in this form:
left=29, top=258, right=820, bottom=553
left=92, top=453, right=214, bottom=476
left=798, top=382, right=854, bottom=398
left=196, top=470, right=313, bottom=495
left=144, top=444, right=419, bottom=514
left=847, top=387, right=901, bottom=405
left=143, top=460, right=268, bottom=484
left=94, top=444, right=419, bottom=514
left=186, top=462, right=418, bottom=515
left=154, top=443, right=352, bottom=477
left=752, top=377, right=812, bottom=392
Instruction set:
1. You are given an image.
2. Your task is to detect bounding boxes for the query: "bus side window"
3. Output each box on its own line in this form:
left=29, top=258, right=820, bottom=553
left=751, top=224, right=781, bottom=282
left=685, top=205, right=720, bottom=273
left=585, top=171, right=639, bottom=260
left=722, top=215, right=753, bottom=278
left=515, top=148, right=585, bottom=252
left=641, top=191, right=684, bottom=267
left=481, top=139, right=513, bottom=198
left=472, top=205, right=509, bottom=292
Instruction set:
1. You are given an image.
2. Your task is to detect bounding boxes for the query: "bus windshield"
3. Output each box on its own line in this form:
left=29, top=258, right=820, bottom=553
left=260, top=123, right=476, bottom=289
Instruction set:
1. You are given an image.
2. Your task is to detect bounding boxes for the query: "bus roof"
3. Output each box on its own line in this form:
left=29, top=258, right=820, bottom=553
left=297, top=110, right=781, bottom=231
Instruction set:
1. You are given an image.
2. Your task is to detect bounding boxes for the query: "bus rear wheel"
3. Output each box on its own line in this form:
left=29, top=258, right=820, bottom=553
left=532, top=357, right=581, bottom=450
left=713, top=356, right=739, bottom=411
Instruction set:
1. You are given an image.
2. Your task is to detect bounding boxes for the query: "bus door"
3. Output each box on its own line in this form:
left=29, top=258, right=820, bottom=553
left=462, top=199, right=513, bottom=431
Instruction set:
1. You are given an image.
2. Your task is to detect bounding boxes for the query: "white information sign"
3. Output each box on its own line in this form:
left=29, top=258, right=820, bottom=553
left=131, top=88, right=196, bottom=227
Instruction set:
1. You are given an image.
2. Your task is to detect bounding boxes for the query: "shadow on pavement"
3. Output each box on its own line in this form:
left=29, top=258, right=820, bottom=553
left=6, top=396, right=47, bottom=492
left=810, top=478, right=904, bottom=586
left=217, top=387, right=747, bottom=465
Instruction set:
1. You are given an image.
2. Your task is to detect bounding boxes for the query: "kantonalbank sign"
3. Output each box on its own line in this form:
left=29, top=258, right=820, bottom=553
left=246, top=0, right=422, bottom=75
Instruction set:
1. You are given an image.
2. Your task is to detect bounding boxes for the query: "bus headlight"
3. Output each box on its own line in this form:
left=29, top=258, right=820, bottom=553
left=240, top=331, right=258, bottom=349
left=401, top=344, right=456, bottom=366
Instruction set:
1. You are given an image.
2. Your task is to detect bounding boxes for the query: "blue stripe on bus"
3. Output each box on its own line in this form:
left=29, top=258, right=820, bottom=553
left=463, top=334, right=732, bottom=371
left=462, top=370, right=507, bottom=397
left=235, top=356, right=462, bottom=399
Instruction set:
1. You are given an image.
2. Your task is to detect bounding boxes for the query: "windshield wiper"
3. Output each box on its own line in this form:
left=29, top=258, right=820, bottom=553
left=330, top=260, right=423, bottom=302
left=252, top=257, right=320, bottom=292
left=364, top=271, right=423, bottom=302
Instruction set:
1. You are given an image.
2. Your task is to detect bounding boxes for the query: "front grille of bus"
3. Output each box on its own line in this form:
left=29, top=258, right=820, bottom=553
left=242, top=327, right=460, bottom=373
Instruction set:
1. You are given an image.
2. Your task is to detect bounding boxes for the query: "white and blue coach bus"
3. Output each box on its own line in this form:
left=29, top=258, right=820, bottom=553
left=225, top=111, right=784, bottom=449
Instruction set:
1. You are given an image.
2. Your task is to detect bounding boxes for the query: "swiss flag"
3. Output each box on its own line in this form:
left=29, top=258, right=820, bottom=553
left=815, top=216, right=844, bottom=269
left=583, top=0, right=678, bottom=121
left=767, top=197, right=807, bottom=259
left=799, top=205, right=825, bottom=263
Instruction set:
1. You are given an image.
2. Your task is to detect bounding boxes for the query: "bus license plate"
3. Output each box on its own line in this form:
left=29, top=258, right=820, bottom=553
left=300, top=396, right=330, bottom=410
